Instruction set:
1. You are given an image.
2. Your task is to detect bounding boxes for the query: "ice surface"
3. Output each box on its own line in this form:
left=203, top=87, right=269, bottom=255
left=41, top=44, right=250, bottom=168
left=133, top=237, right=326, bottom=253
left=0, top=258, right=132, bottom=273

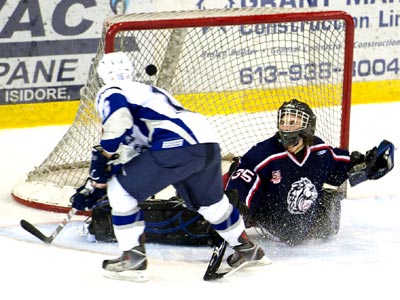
left=0, top=102, right=399, bottom=299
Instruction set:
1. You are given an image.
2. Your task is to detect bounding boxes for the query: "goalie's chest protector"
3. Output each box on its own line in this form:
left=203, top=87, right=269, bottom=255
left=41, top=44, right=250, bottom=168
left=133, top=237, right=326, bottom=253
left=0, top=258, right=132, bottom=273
left=247, top=137, right=349, bottom=211
left=255, top=145, right=332, bottom=194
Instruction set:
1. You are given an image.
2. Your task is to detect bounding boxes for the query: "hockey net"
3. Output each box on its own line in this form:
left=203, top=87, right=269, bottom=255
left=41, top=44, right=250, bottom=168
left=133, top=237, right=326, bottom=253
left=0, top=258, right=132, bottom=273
left=12, top=7, right=354, bottom=213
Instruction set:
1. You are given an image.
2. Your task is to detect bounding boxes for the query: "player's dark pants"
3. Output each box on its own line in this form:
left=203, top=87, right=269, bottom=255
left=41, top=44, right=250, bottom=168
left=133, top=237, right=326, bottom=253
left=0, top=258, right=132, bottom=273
left=116, top=143, right=224, bottom=209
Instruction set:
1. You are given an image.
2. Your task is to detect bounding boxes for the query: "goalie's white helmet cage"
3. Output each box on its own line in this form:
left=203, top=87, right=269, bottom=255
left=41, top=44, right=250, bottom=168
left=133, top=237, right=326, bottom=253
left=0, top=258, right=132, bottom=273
left=12, top=7, right=354, bottom=213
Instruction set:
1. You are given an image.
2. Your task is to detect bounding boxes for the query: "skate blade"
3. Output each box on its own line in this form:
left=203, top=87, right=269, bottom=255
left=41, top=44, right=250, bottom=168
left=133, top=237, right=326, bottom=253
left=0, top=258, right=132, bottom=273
left=250, top=255, right=272, bottom=267
left=223, top=255, right=272, bottom=277
left=227, top=255, right=272, bottom=269
left=103, top=269, right=149, bottom=282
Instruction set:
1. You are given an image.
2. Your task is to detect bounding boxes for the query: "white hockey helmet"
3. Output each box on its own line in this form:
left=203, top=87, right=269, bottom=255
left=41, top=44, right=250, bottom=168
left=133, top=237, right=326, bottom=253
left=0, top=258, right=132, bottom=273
left=97, top=52, right=134, bottom=84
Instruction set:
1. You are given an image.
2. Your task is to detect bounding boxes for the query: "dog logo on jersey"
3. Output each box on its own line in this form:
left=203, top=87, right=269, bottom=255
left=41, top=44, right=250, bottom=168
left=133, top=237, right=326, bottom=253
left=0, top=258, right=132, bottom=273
left=287, top=177, right=318, bottom=214
left=270, top=170, right=282, bottom=184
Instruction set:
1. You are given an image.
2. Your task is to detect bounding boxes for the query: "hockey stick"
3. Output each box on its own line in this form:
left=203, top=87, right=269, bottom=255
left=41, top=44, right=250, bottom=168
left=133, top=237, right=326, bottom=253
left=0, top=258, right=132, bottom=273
left=203, top=238, right=228, bottom=281
left=20, top=208, right=77, bottom=244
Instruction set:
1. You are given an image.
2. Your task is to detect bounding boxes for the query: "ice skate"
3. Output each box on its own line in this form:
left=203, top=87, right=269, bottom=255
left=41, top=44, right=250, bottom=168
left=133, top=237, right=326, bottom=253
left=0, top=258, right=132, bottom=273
left=102, top=244, right=149, bottom=282
left=227, top=233, right=271, bottom=269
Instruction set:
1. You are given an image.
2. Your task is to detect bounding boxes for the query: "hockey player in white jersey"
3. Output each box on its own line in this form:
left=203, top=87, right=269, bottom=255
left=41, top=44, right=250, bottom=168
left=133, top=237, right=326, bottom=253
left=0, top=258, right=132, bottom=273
left=70, top=52, right=268, bottom=282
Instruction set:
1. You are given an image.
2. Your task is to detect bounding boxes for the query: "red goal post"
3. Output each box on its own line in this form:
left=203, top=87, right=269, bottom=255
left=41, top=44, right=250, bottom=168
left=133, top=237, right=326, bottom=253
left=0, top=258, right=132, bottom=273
left=12, top=7, right=354, bottom=213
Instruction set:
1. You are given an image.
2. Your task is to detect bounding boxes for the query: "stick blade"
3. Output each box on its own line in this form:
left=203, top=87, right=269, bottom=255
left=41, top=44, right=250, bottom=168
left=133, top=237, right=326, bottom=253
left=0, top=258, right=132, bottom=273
left=203, top=239, right=227, bottom=281
left=20, top=219, right=51, bottom=244
left=203, top=270, right=228, bottom=281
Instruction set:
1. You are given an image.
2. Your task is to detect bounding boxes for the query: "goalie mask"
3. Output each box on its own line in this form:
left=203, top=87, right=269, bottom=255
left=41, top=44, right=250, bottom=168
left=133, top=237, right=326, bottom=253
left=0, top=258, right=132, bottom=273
left=97, top=52, right=134, bottom=85
left=277, top=99, right=316, bottom=148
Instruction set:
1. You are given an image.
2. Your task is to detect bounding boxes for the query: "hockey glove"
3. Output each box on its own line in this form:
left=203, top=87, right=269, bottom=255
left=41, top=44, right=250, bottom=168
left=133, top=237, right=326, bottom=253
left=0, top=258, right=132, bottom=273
left=222, top=157, right=241, bottom=188
left=348, top=140, right=395, bottom=187
left=89, top=145, right=113, bottom=184
left=70, top=179, right=108, bottom=211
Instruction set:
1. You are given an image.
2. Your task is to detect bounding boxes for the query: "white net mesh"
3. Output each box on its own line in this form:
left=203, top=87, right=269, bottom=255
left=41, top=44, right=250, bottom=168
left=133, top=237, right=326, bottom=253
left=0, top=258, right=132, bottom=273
left=12, top=8, right=354, bottom=211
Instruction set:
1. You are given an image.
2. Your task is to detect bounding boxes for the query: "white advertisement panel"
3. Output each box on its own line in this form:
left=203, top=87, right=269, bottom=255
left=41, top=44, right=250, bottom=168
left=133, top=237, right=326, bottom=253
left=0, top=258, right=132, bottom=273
left=0, top=0, right=398, bottom=106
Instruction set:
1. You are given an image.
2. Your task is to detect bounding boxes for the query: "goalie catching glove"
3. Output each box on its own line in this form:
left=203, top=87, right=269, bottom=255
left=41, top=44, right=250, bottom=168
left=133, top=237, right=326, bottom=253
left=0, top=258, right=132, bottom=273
left=348, top=139, right=395, bottom=187
left=70, top=178, right=108, bottom=211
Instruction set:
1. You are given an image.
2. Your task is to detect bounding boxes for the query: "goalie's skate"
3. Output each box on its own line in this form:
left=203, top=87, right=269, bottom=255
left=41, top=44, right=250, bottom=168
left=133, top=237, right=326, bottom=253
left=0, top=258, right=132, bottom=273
left=102, top=245, right=149, bottom=282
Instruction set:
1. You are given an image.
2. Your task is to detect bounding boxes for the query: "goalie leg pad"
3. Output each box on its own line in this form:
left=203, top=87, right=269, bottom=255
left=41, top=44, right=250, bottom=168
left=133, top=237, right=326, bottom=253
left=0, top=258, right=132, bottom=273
left=88, top=200, right=116, bottom=243
left=310, top=188, right=344, bottom=239
left=89, top=197, right=217, bottom=246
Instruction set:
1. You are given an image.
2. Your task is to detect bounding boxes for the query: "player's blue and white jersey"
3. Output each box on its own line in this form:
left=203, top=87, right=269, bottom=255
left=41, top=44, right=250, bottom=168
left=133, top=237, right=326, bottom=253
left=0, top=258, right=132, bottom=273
left=226, top=134, right=351, bottom=241
left=95, top=81, right=219, bottom=156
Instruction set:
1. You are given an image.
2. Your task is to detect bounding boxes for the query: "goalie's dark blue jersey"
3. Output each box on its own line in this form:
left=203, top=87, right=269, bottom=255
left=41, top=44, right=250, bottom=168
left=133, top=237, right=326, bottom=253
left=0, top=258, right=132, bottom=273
left=226, top=134, right=351, bottom=243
